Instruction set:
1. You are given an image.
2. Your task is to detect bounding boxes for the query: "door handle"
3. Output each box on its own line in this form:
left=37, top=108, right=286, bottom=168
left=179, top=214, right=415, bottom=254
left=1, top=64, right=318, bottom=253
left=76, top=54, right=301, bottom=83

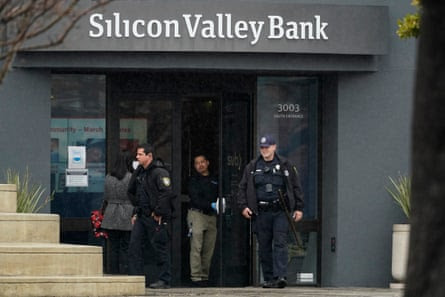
left=215, top=197, right=226, bottom=214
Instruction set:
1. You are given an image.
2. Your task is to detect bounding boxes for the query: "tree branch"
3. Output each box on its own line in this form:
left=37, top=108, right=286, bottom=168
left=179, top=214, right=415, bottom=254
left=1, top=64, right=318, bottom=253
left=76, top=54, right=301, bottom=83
left=0, top=0, right=113, bottom=84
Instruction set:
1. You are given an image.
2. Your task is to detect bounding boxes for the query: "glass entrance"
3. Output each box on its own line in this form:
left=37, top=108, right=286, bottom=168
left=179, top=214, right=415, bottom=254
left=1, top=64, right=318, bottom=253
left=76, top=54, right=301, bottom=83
left=181, top=93, right=252, bottom=286
left=51, top=73, right=319, bottom=286
left=107, top=72, right=254, bottom=286
left=218, top=94, right=252, bottom=286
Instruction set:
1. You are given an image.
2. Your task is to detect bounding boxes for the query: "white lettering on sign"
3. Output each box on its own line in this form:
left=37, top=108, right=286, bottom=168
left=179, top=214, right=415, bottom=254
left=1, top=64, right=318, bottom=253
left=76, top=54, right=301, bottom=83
left=268, top=15, right=328, bottom=40
left=89, top=12, right=328, bottom=45
left=90, top=13, right=180, bottom=39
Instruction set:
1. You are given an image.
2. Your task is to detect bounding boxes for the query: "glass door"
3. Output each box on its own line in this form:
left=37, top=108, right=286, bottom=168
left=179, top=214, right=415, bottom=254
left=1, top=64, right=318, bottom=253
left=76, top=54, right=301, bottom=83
left=110, top=72, right=255, bottom=286
left=181, top=93, right=252, bottom=286
left=180, top=97, right=219, bottom=286
left=216, top=93, right=252, bottom=286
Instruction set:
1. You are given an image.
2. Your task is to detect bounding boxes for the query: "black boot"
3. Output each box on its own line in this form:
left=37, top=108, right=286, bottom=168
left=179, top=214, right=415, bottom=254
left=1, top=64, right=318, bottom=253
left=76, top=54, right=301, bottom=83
left=149, top=280, right=170, bottom=289
left=272, top=277, right=287, bottom=288
left=262, top=280, right=275, bottom=288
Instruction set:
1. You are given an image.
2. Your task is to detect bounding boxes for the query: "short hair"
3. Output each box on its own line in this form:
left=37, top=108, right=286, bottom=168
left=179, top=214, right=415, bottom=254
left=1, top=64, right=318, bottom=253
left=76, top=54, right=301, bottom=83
left=137, top=143, right=154, bottom=156
left=193, top=154, right=208, bottom=162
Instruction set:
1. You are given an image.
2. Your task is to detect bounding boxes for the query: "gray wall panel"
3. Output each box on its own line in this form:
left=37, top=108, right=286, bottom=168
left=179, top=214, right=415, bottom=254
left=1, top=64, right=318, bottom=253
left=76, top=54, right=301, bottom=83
left=319, top=0, right=415, bottom=287
left=0, top=69, right=51, bottom=212
left=15, top=52, right=379, bottom=72
left=334, top=70, right=412, bottom=286
left=321, top=75, right=340, bottom=286
left=334, top=68, right=413, bottom=287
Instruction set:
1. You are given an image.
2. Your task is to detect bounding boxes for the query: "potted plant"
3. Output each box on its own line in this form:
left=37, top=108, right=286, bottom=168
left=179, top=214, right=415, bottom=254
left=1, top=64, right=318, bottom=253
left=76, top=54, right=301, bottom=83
left=386, top=174, right=411, bottom=287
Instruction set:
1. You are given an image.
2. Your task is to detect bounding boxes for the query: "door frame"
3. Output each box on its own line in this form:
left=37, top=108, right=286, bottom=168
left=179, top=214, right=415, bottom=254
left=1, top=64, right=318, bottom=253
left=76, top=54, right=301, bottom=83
left=106, top=72, right=260, bottom=286
left=179, top=92, right=254, bottom=286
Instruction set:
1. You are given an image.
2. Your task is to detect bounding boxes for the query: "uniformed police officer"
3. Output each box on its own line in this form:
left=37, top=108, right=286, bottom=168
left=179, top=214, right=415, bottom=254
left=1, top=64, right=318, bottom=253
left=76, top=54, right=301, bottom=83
left=127, top=143, right=174, bottom=289
left=237, top=135, right=304, bottom=289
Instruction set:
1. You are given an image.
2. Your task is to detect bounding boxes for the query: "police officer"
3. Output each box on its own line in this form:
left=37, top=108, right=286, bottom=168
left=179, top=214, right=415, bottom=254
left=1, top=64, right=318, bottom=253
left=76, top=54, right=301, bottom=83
left=237, top=134, right=304, bottom=289
left=127, top=143, right=174, bottom=289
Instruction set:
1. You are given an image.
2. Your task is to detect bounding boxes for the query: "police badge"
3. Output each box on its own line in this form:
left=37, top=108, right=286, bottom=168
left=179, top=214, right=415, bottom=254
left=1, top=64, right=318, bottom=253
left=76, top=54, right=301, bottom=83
left=161, top=176, right=171, bottom=187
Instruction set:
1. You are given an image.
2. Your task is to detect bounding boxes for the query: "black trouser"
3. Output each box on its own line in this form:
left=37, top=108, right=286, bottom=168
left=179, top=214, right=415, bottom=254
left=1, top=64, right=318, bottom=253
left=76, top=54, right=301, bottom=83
left=107, top=229, right=131, bottom=274
left=253, top=209, right=289, bottom=282
left=128, top=215, right=171, bottom=283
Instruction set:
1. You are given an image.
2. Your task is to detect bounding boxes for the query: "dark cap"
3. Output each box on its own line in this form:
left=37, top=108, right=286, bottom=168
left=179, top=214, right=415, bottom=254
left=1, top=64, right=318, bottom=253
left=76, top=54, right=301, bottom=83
left=259, top=135, right=276, bottom=148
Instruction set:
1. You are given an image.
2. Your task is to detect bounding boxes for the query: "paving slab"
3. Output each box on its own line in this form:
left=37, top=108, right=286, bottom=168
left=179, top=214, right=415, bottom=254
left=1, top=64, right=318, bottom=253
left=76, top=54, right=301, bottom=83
left=126, top=287, right=404, bottom=297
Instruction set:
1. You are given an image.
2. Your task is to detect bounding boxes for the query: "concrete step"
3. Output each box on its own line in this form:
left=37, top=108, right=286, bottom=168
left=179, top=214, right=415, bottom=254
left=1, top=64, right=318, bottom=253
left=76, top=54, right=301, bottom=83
left=0, top=275, right=146, bottom=297
left=0, top=243, right=102, bottom=277
left=0, top=213, right=60, bottom=243
left=0, top=184, right=17, bottom=213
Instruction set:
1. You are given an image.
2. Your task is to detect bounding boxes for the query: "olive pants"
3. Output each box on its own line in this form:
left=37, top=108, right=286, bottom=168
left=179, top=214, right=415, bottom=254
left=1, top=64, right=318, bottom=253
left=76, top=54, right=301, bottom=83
left=187, top=209, right=217, bottom=282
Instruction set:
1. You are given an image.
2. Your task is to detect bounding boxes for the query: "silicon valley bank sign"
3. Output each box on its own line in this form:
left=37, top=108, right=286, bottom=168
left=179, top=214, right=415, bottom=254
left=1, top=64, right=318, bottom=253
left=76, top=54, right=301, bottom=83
left=89, top=13, right=328, bottom=45
left=48, top=2, right=388, bottom=55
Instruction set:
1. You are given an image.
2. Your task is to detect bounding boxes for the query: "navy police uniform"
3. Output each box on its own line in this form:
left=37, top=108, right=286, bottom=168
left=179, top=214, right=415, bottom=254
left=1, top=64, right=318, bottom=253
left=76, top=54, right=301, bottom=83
left=237, top=153, right=304, bottom=285
left=127, top=159, right=174, bottom=285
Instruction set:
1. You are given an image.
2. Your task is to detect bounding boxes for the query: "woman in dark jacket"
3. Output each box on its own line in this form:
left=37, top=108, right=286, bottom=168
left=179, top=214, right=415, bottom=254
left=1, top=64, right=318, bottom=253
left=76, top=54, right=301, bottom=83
left=101, top=151, right=134, bottom=274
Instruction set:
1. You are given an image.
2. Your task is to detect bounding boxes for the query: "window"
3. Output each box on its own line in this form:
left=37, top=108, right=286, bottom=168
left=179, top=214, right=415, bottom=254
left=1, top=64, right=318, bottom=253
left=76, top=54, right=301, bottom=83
left=51, top=74, right=106, bottom=244
left=257, top=76, right=319, bottom=284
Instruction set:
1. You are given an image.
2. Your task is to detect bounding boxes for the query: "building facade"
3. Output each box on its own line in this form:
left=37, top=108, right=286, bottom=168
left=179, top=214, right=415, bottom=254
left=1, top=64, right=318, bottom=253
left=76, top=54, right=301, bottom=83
left=0, top=0, right=415, bottom=288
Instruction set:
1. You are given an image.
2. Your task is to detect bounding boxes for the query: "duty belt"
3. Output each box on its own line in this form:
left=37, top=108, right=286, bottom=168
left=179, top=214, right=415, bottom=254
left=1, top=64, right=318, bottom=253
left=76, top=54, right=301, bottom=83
left=257, top=199, right=282, bottom=212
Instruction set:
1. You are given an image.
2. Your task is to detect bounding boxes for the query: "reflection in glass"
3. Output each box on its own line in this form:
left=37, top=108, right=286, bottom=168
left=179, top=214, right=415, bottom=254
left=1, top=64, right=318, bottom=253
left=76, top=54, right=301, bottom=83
left=50, top=74, right=106, bottom=244
left=257, top=77, right=318, bottom=219
left=288, top=232, right=318, bottom=285
left=257, top=76, right=318, bottom=285
left=118, top=99, right=172, bottom=170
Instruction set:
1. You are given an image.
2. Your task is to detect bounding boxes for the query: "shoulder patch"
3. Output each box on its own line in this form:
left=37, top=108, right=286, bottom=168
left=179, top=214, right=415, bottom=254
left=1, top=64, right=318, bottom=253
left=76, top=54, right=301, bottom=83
left=161, top=176, right=171, bottom=187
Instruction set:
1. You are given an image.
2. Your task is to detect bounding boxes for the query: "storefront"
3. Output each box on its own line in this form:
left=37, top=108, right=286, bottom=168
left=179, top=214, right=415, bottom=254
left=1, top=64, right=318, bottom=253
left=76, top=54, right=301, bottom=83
left=0, top=0, right=415, bottom=288
left=49, top=71, right=319, bottom=286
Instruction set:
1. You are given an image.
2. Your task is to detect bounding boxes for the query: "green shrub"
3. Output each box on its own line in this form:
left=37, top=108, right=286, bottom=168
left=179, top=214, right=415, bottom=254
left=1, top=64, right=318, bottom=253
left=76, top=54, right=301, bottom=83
left=386, top=174, right=411, bottom=219
left=5, top=168, right=53, bottom=213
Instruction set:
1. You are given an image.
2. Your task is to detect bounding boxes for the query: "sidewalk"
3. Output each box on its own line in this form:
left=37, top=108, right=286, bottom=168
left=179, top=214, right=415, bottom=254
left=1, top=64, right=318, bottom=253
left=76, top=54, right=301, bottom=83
left=130, top=287, right=403, bottom=297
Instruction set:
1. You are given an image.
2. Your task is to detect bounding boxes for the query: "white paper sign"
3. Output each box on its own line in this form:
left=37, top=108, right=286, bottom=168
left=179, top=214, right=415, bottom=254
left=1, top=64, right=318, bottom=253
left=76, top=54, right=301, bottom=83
left=66, top=169, right=89, bottom=187
left=68, top=146, right=86, bottom=169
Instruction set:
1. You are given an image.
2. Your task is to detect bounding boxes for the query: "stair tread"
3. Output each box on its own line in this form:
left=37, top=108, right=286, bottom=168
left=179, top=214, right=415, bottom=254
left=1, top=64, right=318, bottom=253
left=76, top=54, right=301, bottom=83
left=0, top=184, right=16, bottom=191
left=0, top=243, right=102, bottom=253
left=0, top=275, right=146, bottom=297
left=0, top=275, right=145, bottom=283
left=0, top=213, right=59, bottom=221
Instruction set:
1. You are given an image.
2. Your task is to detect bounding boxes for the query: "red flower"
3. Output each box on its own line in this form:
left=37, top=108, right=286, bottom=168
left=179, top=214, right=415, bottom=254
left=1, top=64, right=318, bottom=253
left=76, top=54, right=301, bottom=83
left=90, top=210, right=108, bottom=238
